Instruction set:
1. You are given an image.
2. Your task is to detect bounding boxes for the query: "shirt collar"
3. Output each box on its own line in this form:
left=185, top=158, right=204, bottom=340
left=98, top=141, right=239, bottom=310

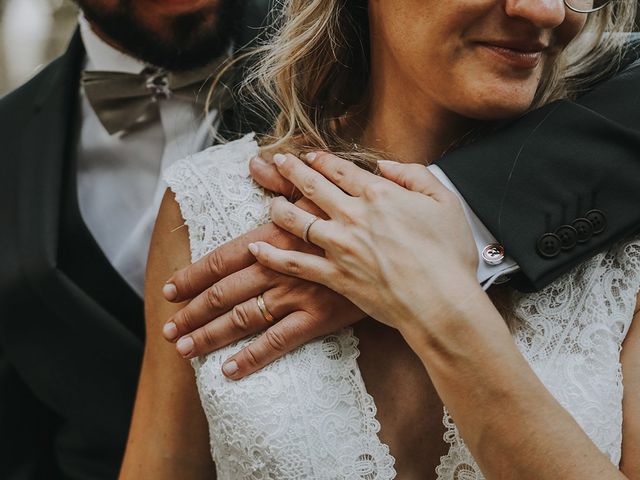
left=79, top=13, right=145, bottom=74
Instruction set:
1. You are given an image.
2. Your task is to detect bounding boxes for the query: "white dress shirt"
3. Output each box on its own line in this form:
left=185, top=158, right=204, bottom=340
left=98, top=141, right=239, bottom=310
left=77, top=16, right=218, bottom=297
left=428, top=165, right=519, bottom=288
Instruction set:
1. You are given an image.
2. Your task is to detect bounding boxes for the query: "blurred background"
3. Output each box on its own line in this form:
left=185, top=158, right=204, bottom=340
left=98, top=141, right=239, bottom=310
left=0, top=0, right=77, bottom=95
left=1, top=0, right=639, bottom=96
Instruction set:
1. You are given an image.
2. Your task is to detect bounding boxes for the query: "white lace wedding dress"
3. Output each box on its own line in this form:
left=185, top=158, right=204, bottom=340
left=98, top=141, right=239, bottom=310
left=164, top=134, right=640, bottom=480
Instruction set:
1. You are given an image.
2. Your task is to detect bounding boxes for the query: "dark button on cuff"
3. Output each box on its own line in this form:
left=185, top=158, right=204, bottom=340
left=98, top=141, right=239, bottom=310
left=585, top=209, right=607, bottom=235
left=537, top=233, right=562, bottom=258
left=555, top=225, right=578, bottom=250
left=572, top=218, right=594, bottom=243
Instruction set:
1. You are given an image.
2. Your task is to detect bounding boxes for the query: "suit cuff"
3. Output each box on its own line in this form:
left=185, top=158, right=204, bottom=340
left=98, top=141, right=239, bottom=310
left=427, top=164, right=520, bottom=289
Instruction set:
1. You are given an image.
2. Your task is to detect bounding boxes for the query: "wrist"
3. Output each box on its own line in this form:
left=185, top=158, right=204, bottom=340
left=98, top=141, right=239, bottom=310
left=399, top=278, right=507, bottom=365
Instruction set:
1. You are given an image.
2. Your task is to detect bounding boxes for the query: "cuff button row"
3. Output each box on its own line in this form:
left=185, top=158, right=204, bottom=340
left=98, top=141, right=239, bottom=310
left=536, top=209, right=607, bottom=259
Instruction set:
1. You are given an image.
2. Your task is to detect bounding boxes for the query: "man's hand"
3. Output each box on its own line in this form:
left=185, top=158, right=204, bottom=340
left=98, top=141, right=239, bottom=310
left=161, top=156, right=365, bottom=380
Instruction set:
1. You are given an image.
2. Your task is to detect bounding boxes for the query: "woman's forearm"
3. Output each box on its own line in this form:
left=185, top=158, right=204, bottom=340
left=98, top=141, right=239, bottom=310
left=404, top=285, right=625, bottom=480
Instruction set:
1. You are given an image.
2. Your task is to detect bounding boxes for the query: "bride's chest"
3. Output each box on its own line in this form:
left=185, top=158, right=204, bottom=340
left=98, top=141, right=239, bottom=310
left=354, top=319, right=449, bottom=479
left=193, top=318, right=447, bottom=479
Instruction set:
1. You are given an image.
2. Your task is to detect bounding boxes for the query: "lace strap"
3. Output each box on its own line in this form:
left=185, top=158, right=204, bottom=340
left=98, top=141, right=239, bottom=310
left=163, top=133, right=262, bottom=262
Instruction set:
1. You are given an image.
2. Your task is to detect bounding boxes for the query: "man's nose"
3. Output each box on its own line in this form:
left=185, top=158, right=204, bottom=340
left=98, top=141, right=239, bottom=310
left=504, top=0, right=567, bottom=29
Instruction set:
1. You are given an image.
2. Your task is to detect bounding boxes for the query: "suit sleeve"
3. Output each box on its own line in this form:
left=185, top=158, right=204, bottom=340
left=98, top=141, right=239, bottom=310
left=436, top=59, right=640, bottom=292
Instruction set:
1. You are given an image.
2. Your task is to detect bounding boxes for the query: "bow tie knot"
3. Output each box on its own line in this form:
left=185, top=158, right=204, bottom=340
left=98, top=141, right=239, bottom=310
left=145, top=70, right=173, bottom=101
left=81, top=57, right=231, bottom=135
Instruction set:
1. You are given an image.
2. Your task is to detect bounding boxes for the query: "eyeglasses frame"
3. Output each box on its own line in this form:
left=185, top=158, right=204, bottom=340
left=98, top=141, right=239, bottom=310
left=564, top=0, right=613, bottom=14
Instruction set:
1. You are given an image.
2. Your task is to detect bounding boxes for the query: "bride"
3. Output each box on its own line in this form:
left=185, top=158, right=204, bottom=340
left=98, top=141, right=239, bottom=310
left=120, top=0, right=640, bottom=479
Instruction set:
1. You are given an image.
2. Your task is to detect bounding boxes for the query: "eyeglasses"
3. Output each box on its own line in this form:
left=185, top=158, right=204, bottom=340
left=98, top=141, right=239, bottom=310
left=564, top=0, right=613, bottom=13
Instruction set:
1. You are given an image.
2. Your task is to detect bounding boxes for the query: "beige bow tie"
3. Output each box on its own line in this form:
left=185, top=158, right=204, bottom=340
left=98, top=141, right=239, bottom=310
left=81, top=59, right=231, bottom=135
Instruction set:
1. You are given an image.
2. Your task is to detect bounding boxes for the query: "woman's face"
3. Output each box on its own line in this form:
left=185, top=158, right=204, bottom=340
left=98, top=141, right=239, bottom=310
left=368, top=0, right=588, bottom=120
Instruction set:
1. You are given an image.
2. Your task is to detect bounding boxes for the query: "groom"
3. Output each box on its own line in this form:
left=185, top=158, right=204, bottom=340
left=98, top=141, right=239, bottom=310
left=0, top=1, right=272, bottom=479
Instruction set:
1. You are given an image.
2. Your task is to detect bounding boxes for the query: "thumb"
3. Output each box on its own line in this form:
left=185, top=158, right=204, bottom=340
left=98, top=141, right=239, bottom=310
left=377, top=160, right=447, bottom=198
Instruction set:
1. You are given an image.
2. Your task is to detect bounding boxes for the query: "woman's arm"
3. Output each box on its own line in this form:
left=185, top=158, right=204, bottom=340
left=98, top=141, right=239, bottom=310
left=119, top=190, right=215, bottom=480
left=401, top=285, right=634, bottom=480
left=246, top=151, right=638, bottom=479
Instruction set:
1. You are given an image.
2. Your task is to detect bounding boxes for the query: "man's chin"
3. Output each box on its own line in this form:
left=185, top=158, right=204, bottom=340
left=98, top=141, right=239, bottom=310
left=136, top=0, right=219, bottom=17
left=78, top=0, right=241, bottom=71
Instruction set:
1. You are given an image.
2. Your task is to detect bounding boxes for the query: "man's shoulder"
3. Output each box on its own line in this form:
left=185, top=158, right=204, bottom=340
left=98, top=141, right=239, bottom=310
left=0, top=30, right=82, bottom=126
left=0, top=55, right=71, bottom=119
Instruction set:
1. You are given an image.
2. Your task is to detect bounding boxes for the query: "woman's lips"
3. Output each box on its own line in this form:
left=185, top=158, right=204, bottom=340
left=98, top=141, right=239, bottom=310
left=478, top=43, right=544, bottom=69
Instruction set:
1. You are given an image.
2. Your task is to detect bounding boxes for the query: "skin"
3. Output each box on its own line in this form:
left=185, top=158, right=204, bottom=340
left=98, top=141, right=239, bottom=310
left=120, top=190, right=214, bottom=479
left=76, top=0, right=240, bottom=70
left=127, top=0, right=640, bottom=477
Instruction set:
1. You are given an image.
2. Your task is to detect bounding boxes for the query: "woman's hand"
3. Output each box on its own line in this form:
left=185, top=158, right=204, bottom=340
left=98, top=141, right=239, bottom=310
left=247, top=151, right=482, bottom=333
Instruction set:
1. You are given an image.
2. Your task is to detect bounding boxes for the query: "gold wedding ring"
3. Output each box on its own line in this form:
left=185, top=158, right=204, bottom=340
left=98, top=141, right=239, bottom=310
left=256, top=294, right=275, bottom=323
left=302, top=215, right=319, bottom=244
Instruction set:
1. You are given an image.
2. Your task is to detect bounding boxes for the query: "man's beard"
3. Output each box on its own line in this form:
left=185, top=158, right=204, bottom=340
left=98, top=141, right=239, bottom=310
left=77, top=0, right=244, bottom=71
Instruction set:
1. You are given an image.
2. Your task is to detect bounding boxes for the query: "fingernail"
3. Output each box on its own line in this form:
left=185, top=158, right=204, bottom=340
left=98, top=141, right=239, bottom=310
left=222, top=360, right=238, bottom=376
left=273, top=153, right=287, bottom=166
left=305, top=152, right=318, bottom=162
left=163, top=322, right=178, bottom=341
left=162, top=282, right=177, bottom=301
left=176, top=336, right=194, bottom=357
left=248, top=243, right=259, bottom=255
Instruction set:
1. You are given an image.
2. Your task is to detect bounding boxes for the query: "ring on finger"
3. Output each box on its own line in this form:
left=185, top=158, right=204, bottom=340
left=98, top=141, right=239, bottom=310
left=256, top=294, right=275, bottom=323
left=302, top=215, right=320, bottom=244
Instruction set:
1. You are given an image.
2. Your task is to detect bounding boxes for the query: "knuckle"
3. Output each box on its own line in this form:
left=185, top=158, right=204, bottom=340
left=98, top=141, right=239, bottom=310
left=330, top=166, right=346, bottom=184
left=265, top=328, right=288, bottom=353
left=174, top=309, right=195, bottom=333
left=280, top=206, right=298, bottom=231
left=230, top=304, right=252, bottom=332
left=204, top=285, right=226, bottom=311
left=363, top=181, right=390, bottom=202
left=194, top=326, right=216, bottom=350
left=178, top=268, right=195, bottom=296
left=301, top=174, right=318, bottom=196
left=205, top=249, right=225, bottom=278
left=284, top=258, right=301, bottom=275
left=241, top=346, right=261, bottom=370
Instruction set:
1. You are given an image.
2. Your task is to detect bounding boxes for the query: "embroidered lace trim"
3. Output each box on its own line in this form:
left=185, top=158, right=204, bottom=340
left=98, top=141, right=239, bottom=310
left=165, top=134, right=396, bottom=479
left=436, top=238, right=640, bottom=479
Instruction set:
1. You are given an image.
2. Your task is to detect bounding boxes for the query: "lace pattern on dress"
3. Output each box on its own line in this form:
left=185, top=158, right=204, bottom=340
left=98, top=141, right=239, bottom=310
left=436, top=239, right=640, bottom=479
left=164, top=134, right=396, bottom=480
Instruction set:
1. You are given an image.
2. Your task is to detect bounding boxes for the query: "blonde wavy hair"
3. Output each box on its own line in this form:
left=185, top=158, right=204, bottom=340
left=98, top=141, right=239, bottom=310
left=215, top=0, right=637, bottom=165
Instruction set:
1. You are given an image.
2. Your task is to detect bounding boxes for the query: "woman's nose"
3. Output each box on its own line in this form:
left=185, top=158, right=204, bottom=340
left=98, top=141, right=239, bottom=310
left=504, top=0, right=567, bottom=28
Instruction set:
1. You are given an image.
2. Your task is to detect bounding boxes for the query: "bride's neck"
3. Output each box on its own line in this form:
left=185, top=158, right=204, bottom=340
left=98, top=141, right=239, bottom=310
left=355, top=70, right=476, bottom=166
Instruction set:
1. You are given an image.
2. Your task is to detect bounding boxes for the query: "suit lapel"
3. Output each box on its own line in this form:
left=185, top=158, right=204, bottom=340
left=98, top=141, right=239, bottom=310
left=17, top=31, right=143, bottom=346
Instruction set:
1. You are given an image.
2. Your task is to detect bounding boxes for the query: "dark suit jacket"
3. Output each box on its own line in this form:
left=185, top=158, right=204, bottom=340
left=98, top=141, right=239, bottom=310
left=0, top=31, right=145, bottom=480
left=437, top=42, right=640, bottom=290
left=0, top=3, right=275, bottom=479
